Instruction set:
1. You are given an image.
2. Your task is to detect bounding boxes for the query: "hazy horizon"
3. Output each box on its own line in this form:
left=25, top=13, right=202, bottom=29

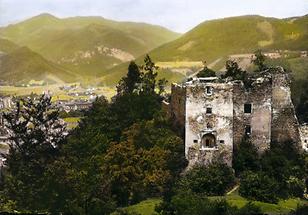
left=1, top=0, right=308, bottom=33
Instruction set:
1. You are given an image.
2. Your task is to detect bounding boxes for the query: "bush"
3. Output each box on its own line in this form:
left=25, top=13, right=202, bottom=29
left=177, top=163, right=236, bottom=196
left=157, top=190, right=263, bottom=215
left=289, top=205, right=308, bottom=215
left=239, top=171, right=279, bottom=203
left=233, top=138, right=260, bottom=176
left=196, top=67, right=216, bottom=78
left=286, top=176, right=305, bottom=198
left=170, top=191, right=233, bottom=215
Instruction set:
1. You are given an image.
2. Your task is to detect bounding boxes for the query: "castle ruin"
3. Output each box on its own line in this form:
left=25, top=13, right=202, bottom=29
left=168, top=67, right=302, bottom=167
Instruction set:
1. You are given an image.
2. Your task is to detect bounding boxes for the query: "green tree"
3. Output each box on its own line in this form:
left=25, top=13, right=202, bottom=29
left=140, top=54, right=159, bottom=94
left=46, top=96, right=116, bottom=214
left=196, top=66, right=216, bottom=78
left=102, top=119, right=186, bottom=206
left=117, top=61, right=142, bottom=95
left=2, top=95, right=66, bottom=212
left=222, top=60, right=246, bottom=80
left=233, top=138, right=260, bottom=176
left=176, top=163, right=235, bottom=196
left=156, top=190, right=262, bottom=215
left=252, top=50, right=267, bottom=71
left=239, top=171, right=279, bottom=203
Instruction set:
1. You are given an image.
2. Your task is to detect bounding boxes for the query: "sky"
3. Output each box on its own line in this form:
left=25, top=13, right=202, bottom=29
left=0, top=0, right=308, bottom=33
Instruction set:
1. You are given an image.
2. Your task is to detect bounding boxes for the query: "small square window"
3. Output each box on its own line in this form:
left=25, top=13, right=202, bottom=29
left=206, top=107, right=212, bottom=114
left=206, top=86, right=213, bottom=95
left=244, top=103, right=252, bottom=113
left=220, top=140, right=225, bottom=144
left=193, top=139, right=198, bottom=143
left=245, top=125, right=251, bottom=136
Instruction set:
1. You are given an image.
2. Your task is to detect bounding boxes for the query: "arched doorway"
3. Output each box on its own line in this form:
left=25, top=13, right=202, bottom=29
left=201, top=133, right=216, bottom=148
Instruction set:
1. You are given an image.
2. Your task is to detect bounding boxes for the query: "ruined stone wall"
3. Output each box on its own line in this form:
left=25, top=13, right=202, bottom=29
left=271, top=69, right=301, bottom=146
left=233, top=77, right=272, bottom=153
left=185, top=82, right=233, bottom=166
left=170, top=84, right=186, bottom=136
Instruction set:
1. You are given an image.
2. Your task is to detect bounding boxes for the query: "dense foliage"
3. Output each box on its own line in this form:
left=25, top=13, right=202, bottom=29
left=0, top=56, right=187, bottom=214
left=0, top=95, right=66, bottom=212
left=196, top=64, right=216, bottom=78
left=176, top=164, right=236, bottom=196
left=1, top=54, right=307, bottom=214
left=237, top=140, right=307, bottom=203
left=222, top=60, right=246, bottom=81
left=157, top=190, right=262, bottom=215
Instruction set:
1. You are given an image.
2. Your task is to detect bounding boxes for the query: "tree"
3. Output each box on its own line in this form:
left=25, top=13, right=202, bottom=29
left=252, top=50, right=267, bottom=71
left=45, top=96, right=116, bottom=214
left=176, top=163, right=236, bottom=196
left=156, top=190, right=262, bottom=215
left=140, top=55, right=159, bottom=94
left=222, top=60, right=246, bottom=80
left=102, top=119, right=186, bottom=206
left=117, top=61, right=142, bottom=95
left=233, top=138, right=260, bottom=176
left=196, top=66, right=216, bottom=78
left=239, top=171, right=279, bottom=203
left=1, top=95, right=66, bottom=211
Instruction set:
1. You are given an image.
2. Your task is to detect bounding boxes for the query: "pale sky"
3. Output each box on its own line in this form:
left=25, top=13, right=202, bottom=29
left=0, top=0, right=307, bottom=33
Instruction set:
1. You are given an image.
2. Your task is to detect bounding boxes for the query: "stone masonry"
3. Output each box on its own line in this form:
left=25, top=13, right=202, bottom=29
left=168, top=67, right=301, bottom=167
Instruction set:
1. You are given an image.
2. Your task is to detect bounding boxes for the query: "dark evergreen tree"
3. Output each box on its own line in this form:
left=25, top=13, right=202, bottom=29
left=222, top=60, right=246, bottom=80
left=252, top=50, right=267, bottom=71
left=196, top=66, right=216, bottom=78
left=233, top=138, right=260, bottom=176
left=117, top=61, right=142, bottom=95
left=239, top=171, right=279, bottom=203
left=1, top=94, right=66, bottom=212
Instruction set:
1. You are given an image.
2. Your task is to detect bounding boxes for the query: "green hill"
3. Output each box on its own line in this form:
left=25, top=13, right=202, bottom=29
left=148, top=15, right=308, bottom=62
left=0, top=13, right=180, bottom=77
left=1, top=14, right=307, bottom=87
left=100, top=15, right=308, bottom=86
left=0, top=43, right=77, bottom=83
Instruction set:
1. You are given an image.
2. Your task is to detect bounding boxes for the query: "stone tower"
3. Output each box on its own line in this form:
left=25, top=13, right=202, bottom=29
left=168, top=67, right=301, bottom=167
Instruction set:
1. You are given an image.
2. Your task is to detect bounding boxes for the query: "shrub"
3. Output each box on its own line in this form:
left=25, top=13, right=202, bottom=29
left=289, top=205, right=308, bottom=215
left=239, top=171, right=279, bottom=203
left=286, top=176, right=305, bottom=198
left=177, top=163, right=236, bottom=196
left=157, top=190, right=263, bottom=215
left=233, top=138, right=260, bottom=176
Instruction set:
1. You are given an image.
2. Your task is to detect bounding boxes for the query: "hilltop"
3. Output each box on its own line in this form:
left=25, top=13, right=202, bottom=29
left=102, top=15, right=308, bottom=86
left=149, top=15, right=308, bottom=62
left=0, top=14, right=307, bottom=87
left=0, top=13, right=180, bottom=77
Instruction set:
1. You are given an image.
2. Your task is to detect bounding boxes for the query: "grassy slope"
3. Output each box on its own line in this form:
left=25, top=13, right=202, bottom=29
left=0, top=38, right=20, bottom=53
left=0, top=46, right=77, bottom=83
left=123, top=195, right=307, bottom=215
left=103, top=15, right=308, bottom=86
left=0, top=13, right=180, bottom=77
left=148, top=15, right=308, bottom=62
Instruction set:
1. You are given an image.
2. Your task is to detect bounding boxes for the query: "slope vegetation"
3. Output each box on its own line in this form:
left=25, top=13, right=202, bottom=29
left=149, top=15, right=308, bottom=62
left=0, top=13, right=180, bottom=76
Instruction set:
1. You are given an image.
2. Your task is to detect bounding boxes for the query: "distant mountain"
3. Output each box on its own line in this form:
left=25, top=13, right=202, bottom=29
left=0, top=39, right=76, bottom=83
left=148, top=15, right=308, bottom=62
left=1, top=14, right=307, bottom=86
left=0, top=13, right=180, bottom=77
left=101, top=15, right=308, bottom=86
